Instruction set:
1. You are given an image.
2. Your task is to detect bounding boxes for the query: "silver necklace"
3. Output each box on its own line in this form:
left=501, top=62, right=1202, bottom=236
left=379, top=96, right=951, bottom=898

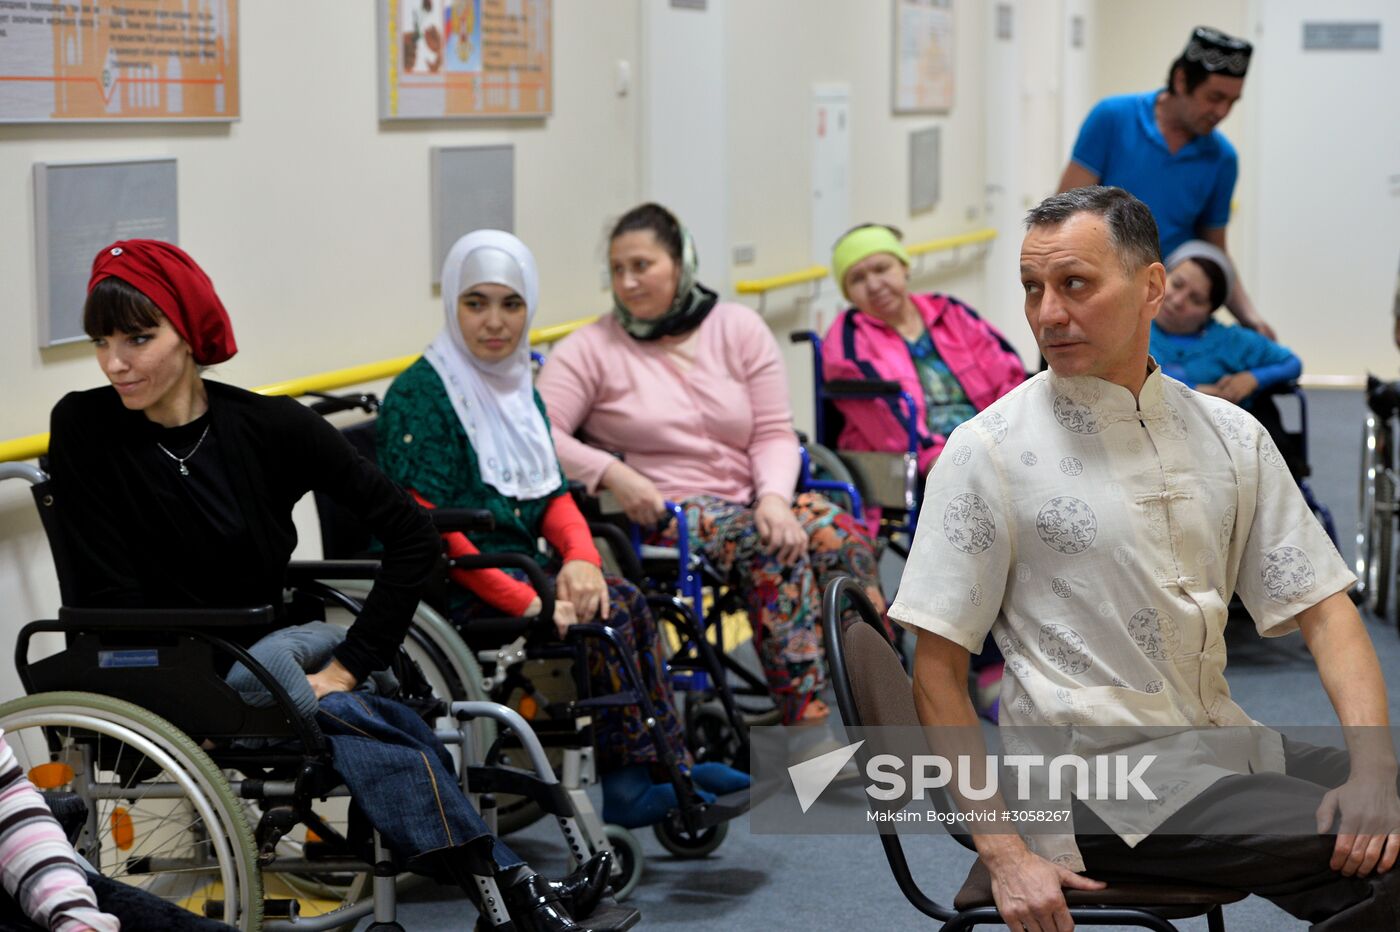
left=156, top=424, right=211, bottom=477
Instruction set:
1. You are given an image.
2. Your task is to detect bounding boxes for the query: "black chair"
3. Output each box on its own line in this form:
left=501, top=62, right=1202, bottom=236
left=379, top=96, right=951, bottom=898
left=821, top=576, right=1245, bottom=931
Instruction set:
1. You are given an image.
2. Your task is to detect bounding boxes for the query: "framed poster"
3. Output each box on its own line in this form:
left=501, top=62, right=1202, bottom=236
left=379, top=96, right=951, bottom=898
left=892, top=0, right=954, bottom=114
left=0, top=0, right=238, bottom=123
left=378, top=0, right=552, bottom=120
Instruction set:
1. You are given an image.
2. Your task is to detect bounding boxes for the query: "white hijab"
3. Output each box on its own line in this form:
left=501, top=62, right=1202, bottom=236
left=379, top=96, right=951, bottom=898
left=424, top=230, right=561, bottom=500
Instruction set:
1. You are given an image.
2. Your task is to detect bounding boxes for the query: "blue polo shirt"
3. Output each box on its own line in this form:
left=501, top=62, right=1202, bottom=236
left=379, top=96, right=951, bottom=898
left=1070, top=89, right=1238, bottom=257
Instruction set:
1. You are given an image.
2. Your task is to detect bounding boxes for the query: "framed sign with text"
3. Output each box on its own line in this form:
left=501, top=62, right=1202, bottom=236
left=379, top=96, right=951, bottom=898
left=0, top=0, right=238, bottom=123
left=378, top=0, right=551, bottom=120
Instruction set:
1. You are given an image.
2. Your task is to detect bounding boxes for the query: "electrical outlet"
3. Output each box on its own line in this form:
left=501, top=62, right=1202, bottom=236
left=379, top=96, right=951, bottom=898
left=732, top=243, right=756, bottom=265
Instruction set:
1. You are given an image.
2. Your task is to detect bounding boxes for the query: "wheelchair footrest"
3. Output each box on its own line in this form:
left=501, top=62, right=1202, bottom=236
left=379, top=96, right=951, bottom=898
left=674, top=789, right=750, bottom=830
left=581, top=900, right=640, bottom=932
left=570, top=691, right=642, bottom=710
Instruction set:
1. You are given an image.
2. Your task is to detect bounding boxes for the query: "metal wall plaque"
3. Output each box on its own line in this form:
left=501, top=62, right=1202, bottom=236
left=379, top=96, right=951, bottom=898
left=430, top=144, right=514, bottom=284
left=1303, top=21, right=1380, bottom=51
left=34, top=158, right=178, bottom=347
left=909, top=126, right=941, bottom=215
left=995, top=4, right=1012, bottom=41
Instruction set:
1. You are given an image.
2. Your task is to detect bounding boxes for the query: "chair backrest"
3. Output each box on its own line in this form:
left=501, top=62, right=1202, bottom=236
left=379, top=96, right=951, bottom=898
left=822, top=576, right=955, bottom=922
left=315, top=418, right=381, bottom=559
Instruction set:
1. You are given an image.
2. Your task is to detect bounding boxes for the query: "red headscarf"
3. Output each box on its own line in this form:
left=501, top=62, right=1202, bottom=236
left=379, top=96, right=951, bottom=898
left=88, top=239, right=238, bottom=365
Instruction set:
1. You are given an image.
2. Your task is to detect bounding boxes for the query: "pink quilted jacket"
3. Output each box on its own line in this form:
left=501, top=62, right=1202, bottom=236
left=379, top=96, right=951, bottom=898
left=820, top=293, right=1026, bottom=474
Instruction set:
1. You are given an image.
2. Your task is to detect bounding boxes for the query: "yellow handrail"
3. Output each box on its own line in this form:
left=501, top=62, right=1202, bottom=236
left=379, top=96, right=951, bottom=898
left=906, top=227, right=997, bottom=257
left=733, top=227, right=997, bottom=296
left=0, top=315, right=600, bottom=465
left=734, top=265, right=828, bottom=295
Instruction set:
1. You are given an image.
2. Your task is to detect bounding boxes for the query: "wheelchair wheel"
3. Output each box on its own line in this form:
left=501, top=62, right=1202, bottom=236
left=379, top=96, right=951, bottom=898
left=806, top=442, right=860, bottom=496
left=602, top=824, right=643, bottom=901
left=0, top=691, right=263, bottom=930
left=1357, top=415, right=1395, bottom=616
left=686, top=703, right=744, bottom=770
left=652, top=812, right=728, bottom=859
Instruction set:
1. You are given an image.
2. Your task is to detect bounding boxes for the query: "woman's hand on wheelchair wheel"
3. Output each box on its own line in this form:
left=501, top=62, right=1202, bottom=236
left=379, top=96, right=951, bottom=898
left=556, top=559, right=610, bottom=622
left=602, top=461, right=667, bottom=525
left=307, top=658, right=358, bottom=699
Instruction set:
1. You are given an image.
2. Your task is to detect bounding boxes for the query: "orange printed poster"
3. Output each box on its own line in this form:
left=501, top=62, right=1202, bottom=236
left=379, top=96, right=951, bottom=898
left=0, top=0, right=238, bottom=122
left=380, top=0, right=551, bottom=120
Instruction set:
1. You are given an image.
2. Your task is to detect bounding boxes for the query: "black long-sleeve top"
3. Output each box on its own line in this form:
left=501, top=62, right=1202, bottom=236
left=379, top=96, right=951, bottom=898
left=47, top=380, right=441, bottom=683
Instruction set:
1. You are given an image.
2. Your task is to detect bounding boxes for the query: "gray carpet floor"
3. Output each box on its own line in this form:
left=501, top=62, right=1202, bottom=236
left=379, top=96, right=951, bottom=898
left=371, top=388, right=1400, bottom=930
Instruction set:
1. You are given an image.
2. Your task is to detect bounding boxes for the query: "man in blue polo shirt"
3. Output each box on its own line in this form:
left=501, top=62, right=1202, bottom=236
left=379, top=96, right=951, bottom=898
left=1058, top=27, right=1274, bottom=339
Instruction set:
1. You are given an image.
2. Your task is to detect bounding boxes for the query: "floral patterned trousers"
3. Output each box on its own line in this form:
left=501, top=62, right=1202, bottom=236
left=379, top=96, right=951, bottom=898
left=660, top=493, right=888, bottom=724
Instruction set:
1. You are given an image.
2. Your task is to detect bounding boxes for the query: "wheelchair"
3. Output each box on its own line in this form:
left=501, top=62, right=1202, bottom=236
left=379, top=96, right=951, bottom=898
left=789, top=329, right=925, bottom=557
left=582, top=443, right=866, bottom=773
left=0, top=460, right=638, bottom=931
left=305, top=392, right=748, bottom=886
left=1355, top=375, right=1400, bottom=627
left=1248, top=382, right=1338, bottom=547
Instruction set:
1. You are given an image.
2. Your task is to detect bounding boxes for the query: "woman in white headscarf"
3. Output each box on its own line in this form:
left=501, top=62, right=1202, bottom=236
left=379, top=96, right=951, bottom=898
left=378, top=230, right=749, bottom=828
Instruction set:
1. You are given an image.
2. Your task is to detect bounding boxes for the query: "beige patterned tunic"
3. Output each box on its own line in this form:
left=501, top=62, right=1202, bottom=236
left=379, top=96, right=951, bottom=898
left=889, top=363, right=1354, bottom=869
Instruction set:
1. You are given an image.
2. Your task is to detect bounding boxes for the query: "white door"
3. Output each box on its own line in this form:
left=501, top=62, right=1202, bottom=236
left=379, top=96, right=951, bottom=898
left=639, top=0, right=728, bottom=293
left=1254, top=1, right=1400, bottom=378
left=982, top=0, right=1029, bottom=359
left=810, top=83, right=851, bottom=335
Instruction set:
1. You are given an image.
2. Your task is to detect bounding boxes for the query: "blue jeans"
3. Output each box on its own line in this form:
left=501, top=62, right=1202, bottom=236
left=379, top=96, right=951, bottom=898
left=317, top=691, right=523, bottom=875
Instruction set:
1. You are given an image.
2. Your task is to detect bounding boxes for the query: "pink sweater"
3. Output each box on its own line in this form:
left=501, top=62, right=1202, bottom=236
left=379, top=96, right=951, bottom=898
left=537, top=303, right=801, bottom=505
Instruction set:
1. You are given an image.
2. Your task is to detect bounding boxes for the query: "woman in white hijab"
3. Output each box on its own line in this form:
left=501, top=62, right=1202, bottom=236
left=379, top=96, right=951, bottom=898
left=379, top=230, right=749, bottom=828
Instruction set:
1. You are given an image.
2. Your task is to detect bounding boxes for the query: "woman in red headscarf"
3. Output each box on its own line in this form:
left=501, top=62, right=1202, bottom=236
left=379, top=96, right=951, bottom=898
left=46, top=241, right=614, bottom=931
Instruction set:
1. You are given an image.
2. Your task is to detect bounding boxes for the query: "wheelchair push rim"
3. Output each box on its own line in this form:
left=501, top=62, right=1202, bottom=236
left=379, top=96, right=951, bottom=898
left=0, top=691, right=263, bottom=930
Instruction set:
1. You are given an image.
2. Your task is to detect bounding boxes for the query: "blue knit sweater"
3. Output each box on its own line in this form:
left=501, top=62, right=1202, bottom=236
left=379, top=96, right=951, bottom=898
left=1150, top=319, right=1302, bottom=402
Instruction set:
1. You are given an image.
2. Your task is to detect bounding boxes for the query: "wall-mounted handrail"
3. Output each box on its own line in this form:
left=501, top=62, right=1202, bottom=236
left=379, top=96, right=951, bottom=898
left=0, top=314, right=600, bottom=465
left=732, top=227, right=997, bottom=310
left=905, top=227, right=997, bottom=257
left=734, top=265, right=828, bottom=295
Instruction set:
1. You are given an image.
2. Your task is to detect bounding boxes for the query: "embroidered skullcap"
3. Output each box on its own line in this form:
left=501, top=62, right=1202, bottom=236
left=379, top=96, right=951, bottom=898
left=89, top=239, right=237, bottom=365
left=1182, top=26, right=1253, bottom=78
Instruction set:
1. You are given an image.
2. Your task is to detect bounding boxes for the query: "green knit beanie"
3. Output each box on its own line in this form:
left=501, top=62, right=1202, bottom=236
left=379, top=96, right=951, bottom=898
left=831, top=225, right=910, bottom=298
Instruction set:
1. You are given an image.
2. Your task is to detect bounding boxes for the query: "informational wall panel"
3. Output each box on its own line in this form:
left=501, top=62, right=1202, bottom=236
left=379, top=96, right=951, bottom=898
left=430, top=145, right=514, bottom=284
left=34, top=158, right=179, bottom=347
left=0, top=0, right=238, bottom=123
left=892, top=0, right=954, bottom=113
left=378, top=0, right=551, bottom=120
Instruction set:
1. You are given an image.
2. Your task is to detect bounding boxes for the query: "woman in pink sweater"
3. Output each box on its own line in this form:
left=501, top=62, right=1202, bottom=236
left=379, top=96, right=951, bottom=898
left=537, top=203, right=886, bottom=724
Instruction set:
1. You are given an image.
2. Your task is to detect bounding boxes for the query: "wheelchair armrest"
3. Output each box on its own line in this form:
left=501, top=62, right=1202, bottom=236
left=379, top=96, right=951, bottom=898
left=54, top=606, right=276, bottom=628
left=823, top=378, right=904, bottom=398
left=430, top=508, right=496, bottom=533
left=305, top=391, right=381, bottom=415
left=449, top=552, right=555, bottom=623
left=589, top=521, right=645, bottom=584
left=286, top=560, right=382, bottom=582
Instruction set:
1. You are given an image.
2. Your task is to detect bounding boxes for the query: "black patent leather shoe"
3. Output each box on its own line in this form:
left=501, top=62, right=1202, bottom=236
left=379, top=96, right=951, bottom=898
left=502, top=873, right=596, bottom=932
left=547, top=851, right=613, bottom=919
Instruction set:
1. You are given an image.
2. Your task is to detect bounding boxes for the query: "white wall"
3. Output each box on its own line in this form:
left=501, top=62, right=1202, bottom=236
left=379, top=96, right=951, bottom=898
left=0, top=0, right=641, bottom=701
left=726, top=0, right=999, bottom=435
left=0, top=0, right=1148, bottom=696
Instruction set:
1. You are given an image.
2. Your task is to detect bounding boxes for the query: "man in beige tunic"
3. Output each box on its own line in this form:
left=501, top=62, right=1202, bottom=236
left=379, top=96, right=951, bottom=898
left=891, top=186, right=1400, bottom=930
